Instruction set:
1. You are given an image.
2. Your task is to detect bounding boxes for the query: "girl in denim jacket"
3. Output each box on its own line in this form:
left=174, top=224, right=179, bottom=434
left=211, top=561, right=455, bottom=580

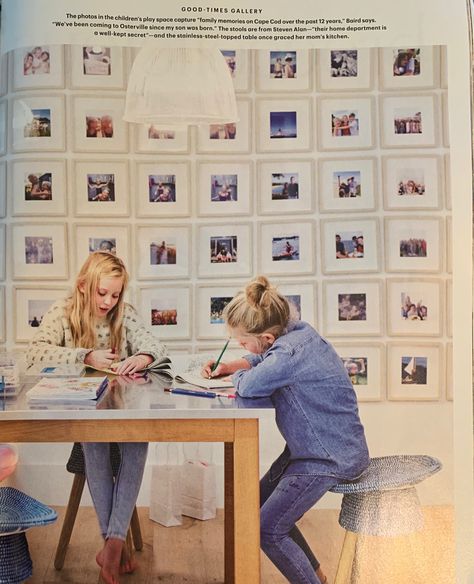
left=202, top=276, right=370, bottom=584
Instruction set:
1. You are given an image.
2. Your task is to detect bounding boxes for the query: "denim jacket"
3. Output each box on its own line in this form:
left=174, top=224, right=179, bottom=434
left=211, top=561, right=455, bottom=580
left=232, top=320, right=370, bottom=480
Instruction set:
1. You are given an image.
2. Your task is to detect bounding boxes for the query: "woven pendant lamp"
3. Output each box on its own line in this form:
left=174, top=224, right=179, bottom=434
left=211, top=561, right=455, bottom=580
left=123, top=47, right=239, bottom=127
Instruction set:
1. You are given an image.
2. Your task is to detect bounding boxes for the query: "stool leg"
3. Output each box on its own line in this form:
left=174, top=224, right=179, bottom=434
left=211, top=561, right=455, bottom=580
left=54, top=473, right=86, bottom=570
left=130, top=506, right=143, bottom=551
left=334, top=530, right=358, bottom=584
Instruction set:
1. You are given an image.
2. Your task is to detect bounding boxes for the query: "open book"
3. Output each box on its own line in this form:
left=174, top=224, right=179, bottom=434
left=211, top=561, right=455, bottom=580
left=26, top=376, right=109, bottom=402
left=173, top=369, right=234, bottom=390
left=86, top=357, right=173, bottom=378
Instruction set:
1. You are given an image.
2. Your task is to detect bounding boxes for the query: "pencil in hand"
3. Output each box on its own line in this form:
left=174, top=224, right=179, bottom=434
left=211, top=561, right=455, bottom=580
left=209, top=339, right=230, bottom=379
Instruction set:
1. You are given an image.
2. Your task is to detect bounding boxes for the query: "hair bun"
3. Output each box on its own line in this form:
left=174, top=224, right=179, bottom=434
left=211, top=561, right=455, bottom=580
left=245, top=275, right=272, bottom=309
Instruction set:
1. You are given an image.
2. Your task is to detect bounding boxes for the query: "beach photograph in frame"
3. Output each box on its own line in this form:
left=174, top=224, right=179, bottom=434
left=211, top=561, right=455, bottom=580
left=380, top=94, right=438, bottom=148
left=197, top=160, right=252, bottom=217
left=135, top=224, right=191, bottom=280
left=332, top=342, right=385, bottom=401
left=259, top=220, right=315, bottom=276
left=73, top=223, right=131, bottom=273
left=379, top=46, right=439, bottom=90
left=221, top=49, right=250, bottom=92
left=11, top=95, right=65, bottom=153
left=316, top=48, right=373, bottom=91
left=197, top=223, right=252, bottom=279
left=318, top=96, right=375, bottom=151
left=257, top=159, right=313, bottom=215
left=196, top=98, right=251, bottom=154
left=256, top=97, right=312, bottom=153
left=255, top=49, right=311, bottom=92
left=138, top=285, right=192, bottom=341
left=196, top=282, right=244, bottom=339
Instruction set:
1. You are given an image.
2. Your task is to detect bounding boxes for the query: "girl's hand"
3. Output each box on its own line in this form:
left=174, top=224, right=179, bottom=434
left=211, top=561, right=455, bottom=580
left=111, top=354, right=153, bottom=376
left=200, top=360, right=229, bottom=379
left=84, top=349, right=119, bottom=370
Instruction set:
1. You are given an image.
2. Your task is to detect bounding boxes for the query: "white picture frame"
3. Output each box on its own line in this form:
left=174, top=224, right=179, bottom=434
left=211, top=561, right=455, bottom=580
left=446, top=279, right=452, bottom=338
left=316, top=48, right=373, bottom=91
left=135, top=160, right=191, bottom=218
left=318, top=157, right=377, bottom=213
left=446, top=216, right=452, bottom=274
left=134, top=124, right=190, bottom=154
left=318, top=96, right=375, bottom=151
left=387, top=342, right=442, bottom=401
left=11, top=222, right=69, bottom=280
left=135, top=224, right=191, bottom=280
left=73, top=160, right=130, bottom=218
left=257, top=159, right=314, bottom=215
left=221, top=49, right=251, bottom=93
left=197, top=223, right=252, bottom=279
left=0, top=225, right=5, bottom=280
left=12, top=45, right=65, bottom=90
left=10, top=158, right=67, bottom=216
left=322, top=279, right=383, bottom=337
left=380, top=94, right=438, bottom=148
left=0, top=100, right=6, bottom=156
left=446, top=342, right=452, bottom=400
left=258, top=220, right=315, bottom=276
left=138, top=284, right=192, bottom=341
left=73, top=223, right=131, bottom=273
left=385, top=216, right=443, bottom=273
left=0, top=54, right=8, bottom=96
left=255, top=49, right=311, bottom=92
left=386, top=278, right=443, bottom=337
left=0, top=162, right=6, bottom=217
left=196, top=98, right=251, bottom=154
left=69, top=45, right=126, bottom=89
left=196, top=282, right=244, bottom=339
left=0, top=286, right=5, bottom=343
left=197, top=160, right=252, bottom=217
left=11, top=95, right=66, bottom=153
left=321, top=218, right=380, bottom=274
left=71, top=95, right=128, bottom=153
left=275, top=280, right=317, bottom=327
left=14, top=285, right=70, bottom=343
left=444, top=154, right=451, bottom=210
left=379, top=46, right=439, bottom=90
left=382, top=155, right=442, bottom=210
left=332, top=342, right=385, bottom=401
left=256, top=97, right=312, bottom=153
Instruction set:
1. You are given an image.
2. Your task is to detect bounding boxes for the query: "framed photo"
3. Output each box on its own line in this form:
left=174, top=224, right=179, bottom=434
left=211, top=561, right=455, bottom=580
left=221, top=49, right=250, bottom=92
left=0, top=100, right=6, bottom=156
left=134, top=124, right=190, bottom=154
left=10, top=158, right=67, bottom=216
left=71, top=95, right=128, bottom=153
left=135, top=224, right=191, bottom=280
left=255, top=50, right=311, bottom=92
left=316, top=49, right=373, bottom=91
left=0, top=54, right=7, bottom=96
left=446, top=342, right=452, bottom=400
left=0, top=162, right=6, bottom=217
left=14, top=285, right=69, bottom=342
left=322, top=279, right=383, bottom=336
left=69, top=45, right=126, bottom=89
left=196, top=98, right=251, bottom=154
left=138, top=285, right=192, bottom=340
left=256, top=98, right=312, bottom=153
left=318, top=96, right=374, bottom=151
left=11, top=223, right=68, bottom=280
left=259, top=220, right=315, bottom=276
left=382, top=155, right=442, bottom=210
left=12, top=45, right=64, bottom=90
left=386, top=278, right=443, bottom=336
left=318, top=157, right=377, bottom=213
left=197, top=160, right=252, bottom=217
left=74, top=223, right=131, bottom=273
left=197, top=223, right=252, bottom=279
left=73, top=160, right=130, bottom=217
left=275, top=280, right=317, bottom=326
left=332, top=342, right=385, bottom=401
left=135, top=161, right=190, bottom=218
left=0, top=225, right=5, bottom=280
left=380, top=94, right=438, bottom=148
left=321, top=218, right=379, bottom=274
left=11, top=95, right=66, bottom=153
left=387, top=342, right=442, bottom=401
left=446, top=279, right=452, bottom=337
left=0, top=286, right=4, bottom=343
left=196, top=282, right=243, bottom=339
left=257, top=159, right=313, bottom=215
left=379, top=46, right=439, bottom=90
left=384, top=217, right=443, bottom=273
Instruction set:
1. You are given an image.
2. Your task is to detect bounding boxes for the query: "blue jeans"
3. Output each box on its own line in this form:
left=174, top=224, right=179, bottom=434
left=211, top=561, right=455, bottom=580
left=260, top=449, right=339, bottom=584
left=82, top=442, right=148, bottom=541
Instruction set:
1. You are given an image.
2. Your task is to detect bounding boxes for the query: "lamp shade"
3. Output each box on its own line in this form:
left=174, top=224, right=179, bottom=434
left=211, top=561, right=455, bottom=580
left=123, top=47, right=239, bottom=126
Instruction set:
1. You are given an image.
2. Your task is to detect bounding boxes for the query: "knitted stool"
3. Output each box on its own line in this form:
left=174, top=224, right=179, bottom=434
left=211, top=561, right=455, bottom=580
left=0, top=487, right=57, bottom=584
left=54, top=443, right=142, bottom=571
left=330, top=455, right=442, bottom=584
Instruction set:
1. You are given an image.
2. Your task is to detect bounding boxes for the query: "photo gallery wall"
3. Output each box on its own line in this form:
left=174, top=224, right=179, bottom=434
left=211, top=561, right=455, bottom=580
left=0, top=45, right=452, bottom=402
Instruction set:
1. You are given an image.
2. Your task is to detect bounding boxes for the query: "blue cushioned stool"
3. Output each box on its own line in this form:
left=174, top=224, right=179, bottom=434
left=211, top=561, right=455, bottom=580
left=330, top=455, right=441, bottom=584
left=0, top=487, right=57, bottom=584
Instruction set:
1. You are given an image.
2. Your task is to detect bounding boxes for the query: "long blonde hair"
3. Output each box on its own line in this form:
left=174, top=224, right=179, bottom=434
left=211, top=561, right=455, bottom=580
left=68, top=252, right=129, bottom=350
left=224, top=275, right=290, bottom=338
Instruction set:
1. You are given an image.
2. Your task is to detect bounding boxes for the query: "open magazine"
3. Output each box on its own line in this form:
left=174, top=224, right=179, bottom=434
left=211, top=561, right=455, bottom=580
left=26, top=376, right=109, bottom=402
left=86, top=357, right=173, bottom=378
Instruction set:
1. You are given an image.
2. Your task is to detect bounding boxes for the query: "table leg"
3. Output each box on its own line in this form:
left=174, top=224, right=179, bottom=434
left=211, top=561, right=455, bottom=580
left=225, top=419, right=260, bottom=584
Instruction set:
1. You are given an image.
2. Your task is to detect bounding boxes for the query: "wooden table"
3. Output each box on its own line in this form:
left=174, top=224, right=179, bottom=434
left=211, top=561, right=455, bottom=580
left=0, top=374, right=265, bottom=583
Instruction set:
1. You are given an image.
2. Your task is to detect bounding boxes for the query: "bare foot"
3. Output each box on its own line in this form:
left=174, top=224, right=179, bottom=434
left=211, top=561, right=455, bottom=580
left=95, top=538, right=123, bottom=584
left=96, top=540, right=137, bottom=576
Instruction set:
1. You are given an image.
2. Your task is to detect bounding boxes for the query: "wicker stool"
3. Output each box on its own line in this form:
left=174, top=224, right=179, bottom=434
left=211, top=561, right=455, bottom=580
left=0, top=487, right=57, bottom=584
left=54, top=443, right=143, bottom=571
left=330, top=455, right=442, bottom=584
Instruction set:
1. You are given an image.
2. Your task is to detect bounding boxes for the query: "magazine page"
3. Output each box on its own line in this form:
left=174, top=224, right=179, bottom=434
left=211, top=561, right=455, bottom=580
left=0, top=0, right=472, bottom=581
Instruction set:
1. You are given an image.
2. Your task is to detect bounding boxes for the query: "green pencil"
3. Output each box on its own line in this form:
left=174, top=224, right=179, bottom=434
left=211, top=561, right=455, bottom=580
left=210, top=339, right=230, bottom=377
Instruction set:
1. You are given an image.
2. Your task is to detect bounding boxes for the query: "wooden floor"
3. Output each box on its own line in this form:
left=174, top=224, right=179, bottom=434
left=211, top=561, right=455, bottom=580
left=25, top=505, right=454, bottom=583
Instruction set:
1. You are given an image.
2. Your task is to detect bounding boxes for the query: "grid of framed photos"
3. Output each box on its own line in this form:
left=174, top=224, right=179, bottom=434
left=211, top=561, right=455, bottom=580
left=0, top=44, right=451, bottom=402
